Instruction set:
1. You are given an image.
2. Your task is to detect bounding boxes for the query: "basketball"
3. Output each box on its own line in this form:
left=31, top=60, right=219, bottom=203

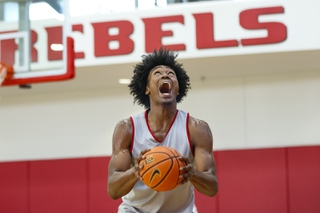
left=139, top=146, right=187, bottom=192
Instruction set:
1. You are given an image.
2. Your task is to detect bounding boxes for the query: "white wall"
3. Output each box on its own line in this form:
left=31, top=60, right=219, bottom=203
left=1, top=0, right=320, bottom=162
left=1, top=67, right=319, bottom=162
left=180, top=69, right=320, bottom=150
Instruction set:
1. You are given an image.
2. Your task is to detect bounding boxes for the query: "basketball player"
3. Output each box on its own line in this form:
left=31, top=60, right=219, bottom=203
left=108, top=48, right=218, bottom=213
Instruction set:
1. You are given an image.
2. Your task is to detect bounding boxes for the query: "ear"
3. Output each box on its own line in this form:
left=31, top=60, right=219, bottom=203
left=145, top=86, right=150, bottom=95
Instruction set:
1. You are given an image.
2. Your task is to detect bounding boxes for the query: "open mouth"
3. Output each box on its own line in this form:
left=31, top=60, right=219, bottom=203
left=159, top=81, right=171, bottom=94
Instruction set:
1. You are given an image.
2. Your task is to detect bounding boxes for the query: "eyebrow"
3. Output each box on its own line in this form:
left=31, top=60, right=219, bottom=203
left=151, top=65, right=172, bottom=72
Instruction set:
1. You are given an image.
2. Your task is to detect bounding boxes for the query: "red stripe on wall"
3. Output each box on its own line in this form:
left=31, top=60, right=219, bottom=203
left=287, top=146, right=320, bottom=213
left=0, top=145, right=319, bottom=213
left=0, top=161, right=29, bottom=213
left=217, top=148, right=287, bottom=213
left=29, top=158, right=87, bottom=213
left=285, top=148, right=290, bottom=213
left=88, top=157, right=121, bottom=213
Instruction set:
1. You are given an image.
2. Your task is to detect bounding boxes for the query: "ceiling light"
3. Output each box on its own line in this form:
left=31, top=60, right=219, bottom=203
left=51, top=44, right=63, bottom=51
left=118, top=78, right=131, bottom=84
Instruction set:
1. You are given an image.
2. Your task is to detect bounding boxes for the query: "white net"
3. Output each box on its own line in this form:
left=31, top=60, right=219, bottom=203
left=0, top=63, right=7, bottom=86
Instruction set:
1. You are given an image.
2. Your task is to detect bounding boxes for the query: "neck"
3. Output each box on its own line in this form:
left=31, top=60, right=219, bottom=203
left=148, top=104, right=177, bottom=126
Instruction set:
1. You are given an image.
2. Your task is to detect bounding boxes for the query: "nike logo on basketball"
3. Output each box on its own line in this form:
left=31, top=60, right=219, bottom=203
left=149, top=169, right=160, bottom=184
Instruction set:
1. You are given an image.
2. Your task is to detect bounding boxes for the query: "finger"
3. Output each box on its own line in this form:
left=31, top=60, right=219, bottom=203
left=136, top=154, right=145, bottom=162
left=179, top=156, right=190, bottom=165
left=135, top=168, right=142, bottom=179
left=134, top=161, right=143, bottom=173
left=135, top=150, right=150, bottom=168
left=141, top=149, right=151, bottom=155
left=179, top=162, right=192, bottom=171
left=137, top=149, right=151, bottom=162
left=181, top=178, right=188, bottom=185
left=179, top=174, right=188, bottom=185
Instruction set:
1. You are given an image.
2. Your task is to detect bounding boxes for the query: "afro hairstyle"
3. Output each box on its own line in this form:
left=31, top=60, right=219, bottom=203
left=128, top=48, right=191, bottom=109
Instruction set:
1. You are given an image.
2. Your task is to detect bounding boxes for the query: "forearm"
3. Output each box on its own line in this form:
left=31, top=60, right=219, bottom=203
left=189, top=170, right=218, bottom=197
left=108, top=167, right=139, bottom=199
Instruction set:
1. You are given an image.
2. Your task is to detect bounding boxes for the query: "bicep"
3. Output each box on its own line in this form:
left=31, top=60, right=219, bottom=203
left=108, top=119, right=133, bottom=177
left=190, top=119, right=216, bottom=174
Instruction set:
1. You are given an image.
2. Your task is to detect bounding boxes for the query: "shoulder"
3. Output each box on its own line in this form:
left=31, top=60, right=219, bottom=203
left=112, top=118, right=134, bottom=150
left=114, top=111, right=146, bottom=134
left=114, top=118, right=133, bottom=135
left=188, top=116, right=210, bottom=131
left=188, top=116, right=213, bottom=146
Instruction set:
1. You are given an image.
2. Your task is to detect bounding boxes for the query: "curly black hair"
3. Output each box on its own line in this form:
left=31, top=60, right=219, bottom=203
left=128, top=48, right=191, bottom=109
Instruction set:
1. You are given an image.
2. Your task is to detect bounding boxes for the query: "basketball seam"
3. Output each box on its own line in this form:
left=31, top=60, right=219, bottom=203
left=139, top=146, right=183, bottom=191
left=174, top=151, right=182, bottom=187
left=140, top=155, right=172, bottom=177
left=164, top=147, right=185, bottom=190
left=150, top=157, right=173, bottom=189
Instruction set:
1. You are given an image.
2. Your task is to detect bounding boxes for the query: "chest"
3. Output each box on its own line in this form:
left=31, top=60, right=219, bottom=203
left=150, top=127, right=168, bottom=142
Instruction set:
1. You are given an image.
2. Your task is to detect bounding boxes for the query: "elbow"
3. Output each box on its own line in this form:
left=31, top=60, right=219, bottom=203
left=208, top=182, right=219, bottom=197
left=107, top=186, right=121, bottom=200
left=110, top=195, right=120, bottom=200
left=108, top=192, right=119, bottom=200
left=196, top=182, right=218, bottom=197
left=208, top=187, right=218, bottom=197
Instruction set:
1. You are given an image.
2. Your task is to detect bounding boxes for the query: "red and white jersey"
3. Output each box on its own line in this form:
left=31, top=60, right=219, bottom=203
left=120, top=110, right=196, bottom=213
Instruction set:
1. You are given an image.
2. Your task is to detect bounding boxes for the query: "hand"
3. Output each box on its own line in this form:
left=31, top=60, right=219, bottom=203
left=134, top=149, right=151, bottom=179
left=179, top=156, right=196, bottom=184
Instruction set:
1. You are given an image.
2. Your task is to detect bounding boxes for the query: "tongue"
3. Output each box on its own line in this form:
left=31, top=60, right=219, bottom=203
left=160, top=83, right=170, bottom=93
left=160, top=88, right=170, bottom=93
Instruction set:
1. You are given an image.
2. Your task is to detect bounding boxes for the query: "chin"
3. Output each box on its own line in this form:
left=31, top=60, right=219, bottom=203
left=160, top=99, right=176, bottom=106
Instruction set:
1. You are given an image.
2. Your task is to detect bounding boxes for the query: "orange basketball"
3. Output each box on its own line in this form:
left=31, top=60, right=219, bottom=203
left=139, top=146, right=186, bottom=192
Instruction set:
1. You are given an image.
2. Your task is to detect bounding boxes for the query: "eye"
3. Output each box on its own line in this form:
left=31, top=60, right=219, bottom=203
left=154, top=71, right=161, bottom=75
left=168, top=71, right=175, bottom=76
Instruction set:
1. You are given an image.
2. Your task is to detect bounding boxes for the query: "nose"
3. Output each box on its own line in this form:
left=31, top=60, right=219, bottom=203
left=159, top=71, right=167, bottom=76
left=162, top=72, right=170, bottom=79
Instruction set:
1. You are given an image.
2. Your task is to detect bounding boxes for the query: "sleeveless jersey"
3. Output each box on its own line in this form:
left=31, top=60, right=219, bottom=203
left=120, top=110, right=196, bottom=213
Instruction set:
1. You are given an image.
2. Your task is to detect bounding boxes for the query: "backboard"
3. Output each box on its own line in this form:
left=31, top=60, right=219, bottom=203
left=0, top=0, right=74, bottom=87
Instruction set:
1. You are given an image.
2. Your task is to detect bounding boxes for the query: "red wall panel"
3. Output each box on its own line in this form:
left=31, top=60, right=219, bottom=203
left=194, top=151, right=219, bottom=213
left=288, top=146, right=320, bottom=213
left=29, top=158, right=87, bottom=213
left=0, top=161, right=29, bottom=213
left=195, top=185, right=219, bottom=213
left=217, top=148, right=288, bottom=213
left=88, top=157, right=121, bottom=213
left=1, top=146, right=320, bottom=213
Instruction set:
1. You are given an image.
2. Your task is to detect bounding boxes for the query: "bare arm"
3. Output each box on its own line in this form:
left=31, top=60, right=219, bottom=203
left=181, top=116, right=218, bottom=197
left=107, top=119, right=141, bottom=200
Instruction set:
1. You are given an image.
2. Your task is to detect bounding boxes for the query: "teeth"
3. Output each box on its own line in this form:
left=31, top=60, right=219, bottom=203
left=161, top=81, right=171, bottom=89
left=160, top=81, right=171, bottom=93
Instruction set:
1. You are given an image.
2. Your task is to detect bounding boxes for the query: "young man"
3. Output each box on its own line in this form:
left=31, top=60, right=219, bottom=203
left=108, top=48, right=218, bottom=213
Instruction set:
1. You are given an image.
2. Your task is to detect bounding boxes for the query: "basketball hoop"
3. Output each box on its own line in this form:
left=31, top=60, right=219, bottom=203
left=0, top=62, right=14, bottom=86
left=0, top=0, right=75, bottom=87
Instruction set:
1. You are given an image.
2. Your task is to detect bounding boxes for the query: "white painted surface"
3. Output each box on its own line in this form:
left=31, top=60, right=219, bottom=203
left=1, top=0, right=320, bottom=161
left=1, top=68, right=320, bottom=161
